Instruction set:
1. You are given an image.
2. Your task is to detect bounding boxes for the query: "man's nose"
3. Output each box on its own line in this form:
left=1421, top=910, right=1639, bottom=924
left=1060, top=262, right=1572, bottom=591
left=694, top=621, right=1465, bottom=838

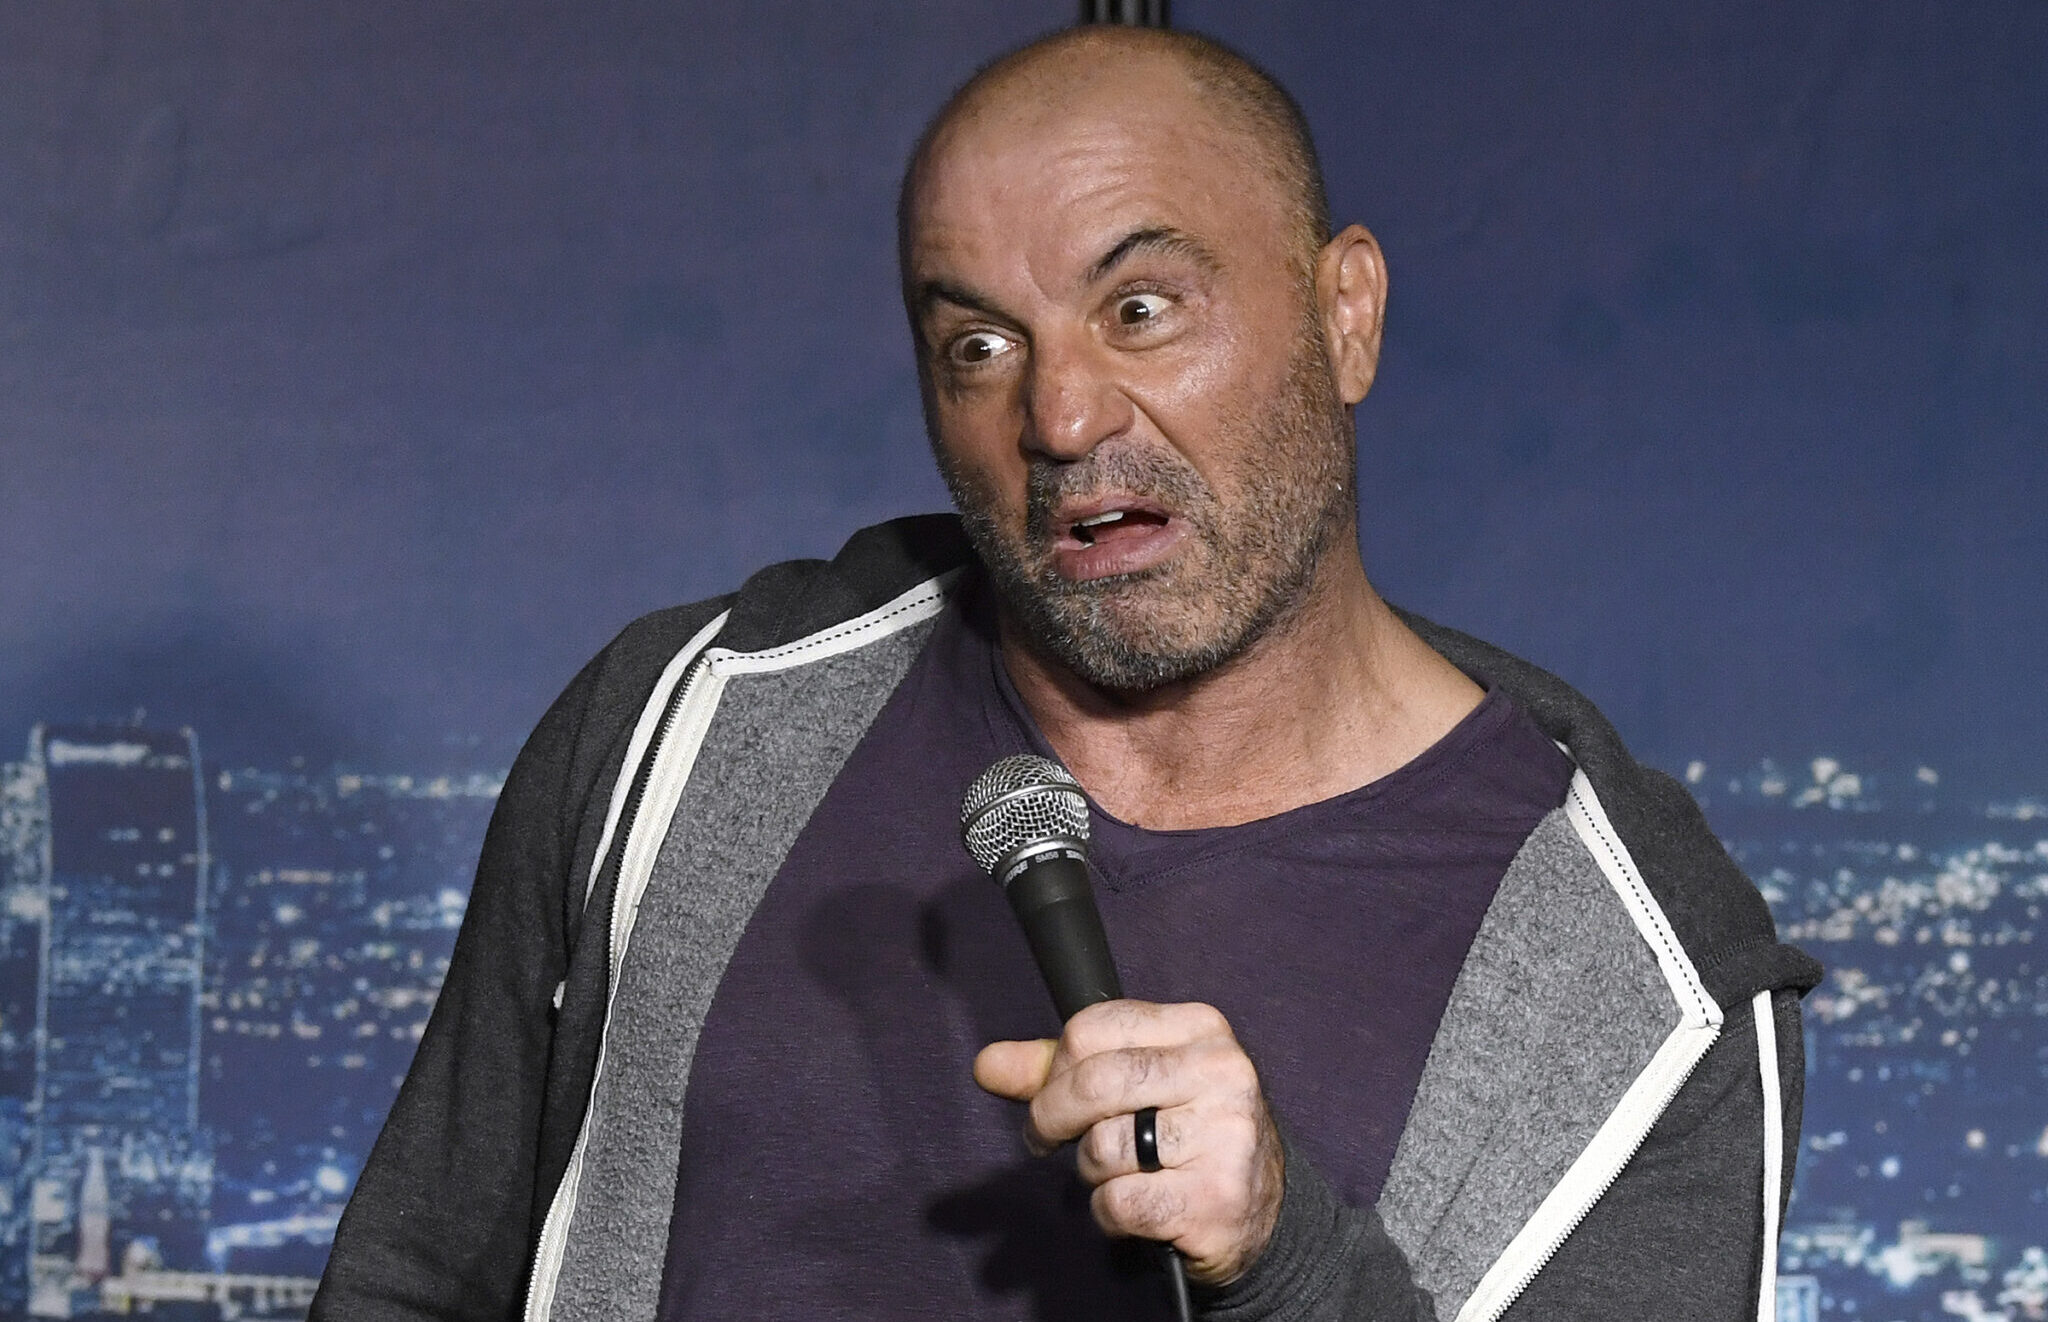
left=1021, top=337, right=1133, bottom=462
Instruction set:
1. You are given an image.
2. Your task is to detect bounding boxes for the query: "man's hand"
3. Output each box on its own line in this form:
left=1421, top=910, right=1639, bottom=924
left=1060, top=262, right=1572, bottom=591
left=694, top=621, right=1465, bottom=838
left=974, top=1000, right=1285, bottom=1287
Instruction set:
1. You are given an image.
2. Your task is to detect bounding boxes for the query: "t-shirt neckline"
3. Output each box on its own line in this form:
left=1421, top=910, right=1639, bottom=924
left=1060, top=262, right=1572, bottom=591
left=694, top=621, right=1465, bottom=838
left=973, top=597, right=1516, bottom=886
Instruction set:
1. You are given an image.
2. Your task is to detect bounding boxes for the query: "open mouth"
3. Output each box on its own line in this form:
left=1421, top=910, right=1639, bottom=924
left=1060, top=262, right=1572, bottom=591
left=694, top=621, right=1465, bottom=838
left=1044, top=496, right=1186, bottom=581
left=1067, top=507, right=1171, bottom=546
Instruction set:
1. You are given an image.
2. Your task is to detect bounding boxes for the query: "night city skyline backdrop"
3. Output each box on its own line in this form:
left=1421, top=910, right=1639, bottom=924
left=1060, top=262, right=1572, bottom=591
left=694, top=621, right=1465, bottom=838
left=0, top=2, right=2042, bottom=1320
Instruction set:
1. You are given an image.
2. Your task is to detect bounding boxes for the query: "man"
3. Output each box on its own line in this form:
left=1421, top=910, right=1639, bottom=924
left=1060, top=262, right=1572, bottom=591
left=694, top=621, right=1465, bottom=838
left=316, top=26, right=1818, bottom=1322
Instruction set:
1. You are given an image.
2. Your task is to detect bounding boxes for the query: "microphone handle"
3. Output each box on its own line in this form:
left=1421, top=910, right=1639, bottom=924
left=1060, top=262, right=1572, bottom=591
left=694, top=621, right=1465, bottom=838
left=1003, top=849, right=1122, bottom=1022
left=1003, top=845, right=1197, bottom=1322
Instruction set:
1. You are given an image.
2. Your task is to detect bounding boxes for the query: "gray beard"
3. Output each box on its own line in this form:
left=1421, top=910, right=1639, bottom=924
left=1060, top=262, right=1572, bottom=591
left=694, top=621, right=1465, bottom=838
left=936, top=343, right=1356, bottom=694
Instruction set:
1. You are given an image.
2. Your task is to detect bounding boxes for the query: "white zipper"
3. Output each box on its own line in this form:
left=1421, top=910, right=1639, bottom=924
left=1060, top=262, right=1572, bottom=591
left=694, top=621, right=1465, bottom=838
left=523, top=640, right=727, bottom=1322
left=1453, top=771, right=1730, bottom=1321
left=519, top=572, right=959, bottom=1319
left=522, top=1089, right=592, bottom=1322
left=581, top=611, right=731, bottom=912
left=1456, top=1019, right=1720, bottom=1322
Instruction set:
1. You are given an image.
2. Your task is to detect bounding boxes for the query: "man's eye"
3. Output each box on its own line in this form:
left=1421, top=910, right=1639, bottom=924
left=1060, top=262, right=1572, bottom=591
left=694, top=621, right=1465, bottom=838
left=948, top=331, right=1014, bottom=365
left=1115, top=294, right=1170, bottom=326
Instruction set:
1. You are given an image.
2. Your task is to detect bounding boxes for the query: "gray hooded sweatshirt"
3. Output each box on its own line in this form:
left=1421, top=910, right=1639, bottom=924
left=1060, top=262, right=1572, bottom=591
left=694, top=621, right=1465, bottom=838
left=315, top=515, right=1821, bottom=1322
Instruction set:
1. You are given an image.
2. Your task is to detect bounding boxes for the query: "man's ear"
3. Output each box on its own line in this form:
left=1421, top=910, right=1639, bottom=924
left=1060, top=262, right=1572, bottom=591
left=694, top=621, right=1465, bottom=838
left=1316, top=224, right=1388, bottom=405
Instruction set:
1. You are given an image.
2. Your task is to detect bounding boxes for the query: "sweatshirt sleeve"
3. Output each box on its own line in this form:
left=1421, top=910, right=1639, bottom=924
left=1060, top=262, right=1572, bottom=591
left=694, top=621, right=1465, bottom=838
left=310, top=653, right=604, bottom=1322
left=1199, top=989, right=1804, bottom=1322
left=1195, top=1126, right=1439, bottom=1322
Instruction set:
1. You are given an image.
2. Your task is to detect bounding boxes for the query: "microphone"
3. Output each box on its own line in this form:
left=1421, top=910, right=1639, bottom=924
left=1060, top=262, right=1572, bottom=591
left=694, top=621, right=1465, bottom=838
left=960, top=754, right=1196, bottom=1322
left=959, top=754, right=1121, bottom=1020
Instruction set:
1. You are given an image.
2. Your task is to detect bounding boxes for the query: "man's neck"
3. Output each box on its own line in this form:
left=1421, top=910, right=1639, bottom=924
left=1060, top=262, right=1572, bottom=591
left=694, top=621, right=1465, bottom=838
left=999, top=547, right=1485, bottom=831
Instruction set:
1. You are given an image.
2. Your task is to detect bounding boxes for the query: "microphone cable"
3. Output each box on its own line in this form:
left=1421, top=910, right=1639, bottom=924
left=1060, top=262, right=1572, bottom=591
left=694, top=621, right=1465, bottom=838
left=1162, top=1244, right=1194, bottom=1322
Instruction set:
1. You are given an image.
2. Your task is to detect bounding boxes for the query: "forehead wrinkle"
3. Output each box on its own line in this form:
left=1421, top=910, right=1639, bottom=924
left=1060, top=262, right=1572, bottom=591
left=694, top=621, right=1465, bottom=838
left=904, top=58, right=1311, bottom=349
left=914, top=277, right=1008, bottom=327
left=924, top=128, right=1246, bottom=281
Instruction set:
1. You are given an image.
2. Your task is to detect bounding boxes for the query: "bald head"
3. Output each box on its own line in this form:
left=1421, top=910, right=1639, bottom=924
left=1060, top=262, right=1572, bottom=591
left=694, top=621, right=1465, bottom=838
left=898, top=28, right=1331, bottom=298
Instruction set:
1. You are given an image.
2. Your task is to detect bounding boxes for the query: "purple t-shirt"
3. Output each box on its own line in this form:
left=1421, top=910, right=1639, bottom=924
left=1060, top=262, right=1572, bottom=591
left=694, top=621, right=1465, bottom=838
left=656, top=584, right=1572, bottom=1319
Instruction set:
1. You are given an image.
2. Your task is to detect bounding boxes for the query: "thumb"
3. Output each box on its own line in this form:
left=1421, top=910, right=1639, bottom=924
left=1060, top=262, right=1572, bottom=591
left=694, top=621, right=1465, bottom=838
left=973, top=1038, right=1059, bottom=1101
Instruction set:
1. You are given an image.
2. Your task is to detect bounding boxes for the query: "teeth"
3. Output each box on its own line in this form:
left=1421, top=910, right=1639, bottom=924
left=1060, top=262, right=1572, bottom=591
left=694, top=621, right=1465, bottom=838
left=1075, top=511, right=1127, bottom=529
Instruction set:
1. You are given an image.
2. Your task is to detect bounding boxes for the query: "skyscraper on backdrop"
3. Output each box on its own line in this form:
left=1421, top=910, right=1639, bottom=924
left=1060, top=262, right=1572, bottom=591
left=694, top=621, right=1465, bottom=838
left=0, top=749, right=48, bottom=1312
left=6, top=725, right=213, bottom=1318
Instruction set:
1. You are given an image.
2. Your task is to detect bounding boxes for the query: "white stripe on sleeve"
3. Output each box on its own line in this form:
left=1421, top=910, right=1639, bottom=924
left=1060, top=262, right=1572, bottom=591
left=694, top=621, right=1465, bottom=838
left=1755, top=989, right=1784, bottom=1322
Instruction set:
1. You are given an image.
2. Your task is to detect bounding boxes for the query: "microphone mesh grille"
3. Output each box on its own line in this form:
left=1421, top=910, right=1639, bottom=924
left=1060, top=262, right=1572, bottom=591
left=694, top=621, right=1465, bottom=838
left=959, top=754, right=1090, bottom=877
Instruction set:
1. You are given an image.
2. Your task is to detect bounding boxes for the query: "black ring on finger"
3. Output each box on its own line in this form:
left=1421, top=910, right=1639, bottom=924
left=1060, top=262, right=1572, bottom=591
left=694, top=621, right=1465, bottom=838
left=1134, top=1106, right=1162, bottom=1173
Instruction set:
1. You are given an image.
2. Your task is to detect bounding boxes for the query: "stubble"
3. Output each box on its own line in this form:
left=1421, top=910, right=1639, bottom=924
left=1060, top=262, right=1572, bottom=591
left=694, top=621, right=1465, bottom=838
left=939, top=326, right=1356, bottom=693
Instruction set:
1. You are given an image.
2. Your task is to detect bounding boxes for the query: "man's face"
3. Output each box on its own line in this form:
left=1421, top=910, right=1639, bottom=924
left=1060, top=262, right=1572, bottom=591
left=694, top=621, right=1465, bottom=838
left=906, top=63, right=1356, bottom=692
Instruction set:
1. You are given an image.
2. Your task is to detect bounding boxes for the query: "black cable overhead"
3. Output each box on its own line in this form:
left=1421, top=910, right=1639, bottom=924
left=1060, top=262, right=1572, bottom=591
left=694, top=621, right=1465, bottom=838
left=1079, top=0, right=1170, bottom=27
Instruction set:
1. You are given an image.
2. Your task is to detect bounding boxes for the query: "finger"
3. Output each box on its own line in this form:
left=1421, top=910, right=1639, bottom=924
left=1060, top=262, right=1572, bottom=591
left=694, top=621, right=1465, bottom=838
left=1089, top=1167, right=1192, bottom=1244
left=1030, top=1036, right=1246, bottom=1147
left=973, top=1038, right=1058, bottom=1101
left=1075, top=1104, right=1189, bottom=1184
left=1031, top=1044, right=1189, bottom=1147
left=1090, top=1170, right=1248, bottom=1287
left=1057, top=1000, right=1234, bottom=1066
left=1022, top=1002, right=1234, bottom=1140
left=972, top=1000, right=1218, bottom=1105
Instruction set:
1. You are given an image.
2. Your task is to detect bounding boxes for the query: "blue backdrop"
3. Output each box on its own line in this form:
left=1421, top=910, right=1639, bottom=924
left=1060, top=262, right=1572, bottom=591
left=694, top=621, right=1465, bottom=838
left=0, top=3, right=2042, bottom=1319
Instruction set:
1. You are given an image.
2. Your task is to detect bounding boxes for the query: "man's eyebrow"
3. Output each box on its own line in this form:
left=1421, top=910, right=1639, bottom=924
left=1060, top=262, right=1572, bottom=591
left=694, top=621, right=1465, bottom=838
left=914, top=279, right=1008, bottom=325
left=1087, top=226, right=1221, bottom=284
